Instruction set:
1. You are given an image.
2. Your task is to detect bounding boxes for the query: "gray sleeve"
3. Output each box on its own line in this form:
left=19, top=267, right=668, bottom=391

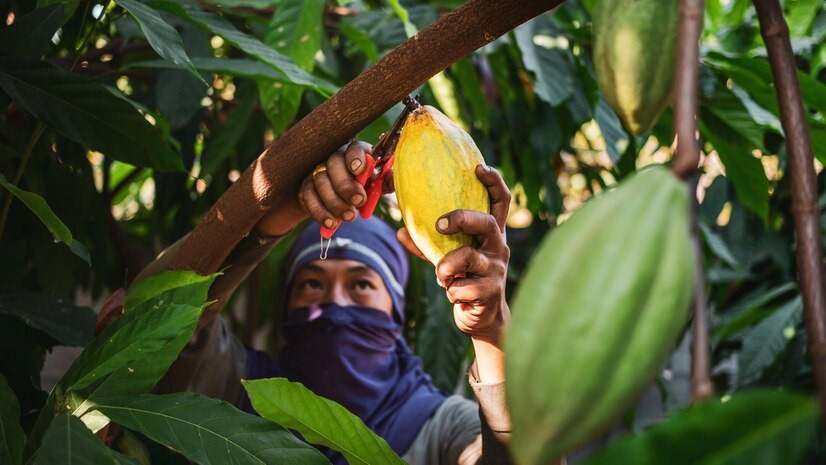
left=402, top=395, right=482, bottom=465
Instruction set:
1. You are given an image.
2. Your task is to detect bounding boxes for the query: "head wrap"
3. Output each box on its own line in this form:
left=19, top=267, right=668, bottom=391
left=285, top=216, right=409, bottom=323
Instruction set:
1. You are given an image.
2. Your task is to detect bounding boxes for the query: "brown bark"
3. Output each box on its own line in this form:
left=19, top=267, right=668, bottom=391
left=171, top=0, right=563, bottom=274
left=754, top=0, right=826, bottom=418
left=671, top=0, right=704, bottom=179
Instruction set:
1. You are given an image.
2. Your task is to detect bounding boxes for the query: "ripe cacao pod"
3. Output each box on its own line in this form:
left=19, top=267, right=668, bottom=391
left=593, top=0, right=680, bottom=134
left=394, top=105, right=490, bottom=265
left=505, top=166, right=693, bottom=465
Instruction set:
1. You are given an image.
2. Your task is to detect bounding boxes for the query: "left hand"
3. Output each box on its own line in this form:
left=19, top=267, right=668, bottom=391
left=398, top=164, right=511, bottom=345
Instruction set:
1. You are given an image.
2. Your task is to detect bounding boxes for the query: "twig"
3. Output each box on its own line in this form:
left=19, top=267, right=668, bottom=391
left=0, top=121, right=45, bottom=240
left=671, top=0, right=704, bottom=179
left=753, top=0, right=826, bottom=418
left=688, top=176, right=713, bottom=402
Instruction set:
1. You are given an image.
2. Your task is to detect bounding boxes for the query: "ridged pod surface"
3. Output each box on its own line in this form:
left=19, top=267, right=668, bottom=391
left=505, top=166, right=694, bottom=465
left=593, top=0, right=680, bottom=134
left=394, top=105, right=490, bottom=265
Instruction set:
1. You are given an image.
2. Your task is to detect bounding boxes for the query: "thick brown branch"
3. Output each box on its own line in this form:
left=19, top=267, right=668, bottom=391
left=170, top=0, right=563, bottom=274
left=754, top=0, right=826, bottom=418
left=671, top=0, right=704, bottom=179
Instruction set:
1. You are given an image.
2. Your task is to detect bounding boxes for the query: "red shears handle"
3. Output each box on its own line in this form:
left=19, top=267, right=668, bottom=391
left=319, top=154, right=393, bottom=239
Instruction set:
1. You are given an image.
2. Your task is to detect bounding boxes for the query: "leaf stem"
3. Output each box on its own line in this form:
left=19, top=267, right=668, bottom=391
left=753, top=0, right=826, bottom=419
left=0, top=120, right=45, bottom=240
left=688, top=175, right=713, bottom=402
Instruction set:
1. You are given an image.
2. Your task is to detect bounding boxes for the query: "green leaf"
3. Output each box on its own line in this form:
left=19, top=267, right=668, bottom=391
left=95, top=393, right=331, bottom=465
left=257, top=0, right=325, bottom=135
left=129, top=57, right=294, bottom=81
left=149, top=0, right=335, bottom=95
left=0, top=3, right=63, bottom=57
left=243, top=378, right=405, bottom=465
left=416, top=275, right=468, bottom=392
left=0, top=56, right=183, bottom=172
left=0, top=173, right=90, bottom=265
left=515, top=16, right=574, bottom=106
left=595, top=97, right=630, bottom=165
left=699, top=222, right=739, bottom=268
left=25, top=271, right=215, bottom=457
left=581, top=390, right=817, bottom=465
left=32, top=414, right=138, bottom=465
left=114, top=0, right=206, bottom=85
left=738, top=297, right=803, bottom=384
left=786, top=0, right=821, bottom=37
left=339, top=22, right=379, bottom=62
left=0, top=373, right=25, bottom=465
left=122, top=270, right=216, bottom=311
left=0, top=286, right=95, bottom=347
left=699, top=108, right=769, bottom=223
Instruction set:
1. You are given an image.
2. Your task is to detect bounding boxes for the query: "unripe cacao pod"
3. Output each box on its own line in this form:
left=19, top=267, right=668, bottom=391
left=505, top=166, right=693, bottom=464
left=394, top=105, right=490, bottom=265
left=593, top=0, right=680, bottom=135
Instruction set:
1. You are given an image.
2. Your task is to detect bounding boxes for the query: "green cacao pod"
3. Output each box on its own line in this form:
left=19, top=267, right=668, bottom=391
left=394, top=105, right=490, bottom=265
left=505, top=166, right=693, bottom=464
left=116, top=429, right=151, bottom=465
left=593, top=0, right=680, bottom=134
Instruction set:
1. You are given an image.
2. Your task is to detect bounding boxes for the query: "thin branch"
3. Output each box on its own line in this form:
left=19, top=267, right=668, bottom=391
left=688, top=176, right=713, bottom=402
left=170, top=0, right=564, bottom=274
left=753, top=0, right=826, bottom=418
left=671, top=0, right=704, bottom=179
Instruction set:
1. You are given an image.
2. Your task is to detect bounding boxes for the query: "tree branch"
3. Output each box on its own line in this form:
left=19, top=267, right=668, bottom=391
left=671, top=0, right=704, bottom=179
left=753, top=0, right=826, bottom=418
left=170, top=0, right=564, bottom=274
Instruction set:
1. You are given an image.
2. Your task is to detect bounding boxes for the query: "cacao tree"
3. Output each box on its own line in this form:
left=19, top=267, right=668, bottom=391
left=0, top=0, right=824, bottom=463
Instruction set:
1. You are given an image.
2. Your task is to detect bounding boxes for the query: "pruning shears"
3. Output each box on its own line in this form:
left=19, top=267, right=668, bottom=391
left=319, top=96, right=421, bottom=251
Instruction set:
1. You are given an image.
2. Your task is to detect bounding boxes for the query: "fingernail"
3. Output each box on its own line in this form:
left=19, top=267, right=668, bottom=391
left=343, top=211, right=355, bottom=221
left=351, top=159, right=362, bottom=172
left=351, top=194, right=364, bottom=206
left=484, top=164, right=493, bottom=171
left=437, top=217, right=449, bottom=232
left=324, top=219, right=335, bottom=229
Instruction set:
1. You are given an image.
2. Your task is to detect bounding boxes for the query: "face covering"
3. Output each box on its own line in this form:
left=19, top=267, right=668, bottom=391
left=277, top=303, right=447, bottom=461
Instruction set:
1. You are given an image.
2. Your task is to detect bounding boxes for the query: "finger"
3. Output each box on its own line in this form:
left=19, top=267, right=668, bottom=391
left=299, top=176, right=342, bottom=228
left=345, top=141, right=373, bottom=176
left=383, top=168, right=395, bottom=194
left=475, top=164, right=511, bottom=233
left=435, top=246, right=492, bottom=285
left=313, top=171, right=358, bottom=221
left=437, top=210, right=504, bottom=252
left=397, top=227, right=428, bottom=262
left=446, top=278, right=500, bottom=304
left=327, top=151, right=367, bottom=207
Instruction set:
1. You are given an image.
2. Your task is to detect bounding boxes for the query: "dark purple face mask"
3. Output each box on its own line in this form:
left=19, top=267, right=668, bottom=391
left=277, top=303, right=447, bottom=461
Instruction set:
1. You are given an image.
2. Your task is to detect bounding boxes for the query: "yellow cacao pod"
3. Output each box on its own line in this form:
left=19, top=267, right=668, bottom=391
left=506, top=166, right=694, bottom=464
left=593, top=0, right=680, bottom=134
left=394, top=105, right=490, bottom=265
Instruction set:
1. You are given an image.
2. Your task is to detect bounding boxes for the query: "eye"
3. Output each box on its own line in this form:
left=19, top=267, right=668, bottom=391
left=296, top=279, right=323, bottom=291
left=353, top=279, right=376, bottom=291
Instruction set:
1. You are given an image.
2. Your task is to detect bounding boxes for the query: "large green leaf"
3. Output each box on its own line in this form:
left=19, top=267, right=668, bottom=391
left=0, top=374, right=25, bottom=465
left=0, top=174, right=90, bottom=265
left=25, top=271, right=215, bottom=457
left=257, top=0, right=325, bottom=135
left=0, top=286, right=95, bottom=347
left=31, top=414, right=138, bottom=465
left=711, top=283, right=798, bottom=341
left=515, top=16, right=575, bottom=106
left=581, top=390, right=817, bottom=465
left=416, top=272, right=468, bottom=392
left=95, top=393, right=331, bottom=465
left=114, top=0, right=205, bottom=85
left=0, top=3, right=63, bottom=57
left=149, top=0, right=335, bottom=95
left=0, top=56, right=183, bottom=172
left=130, top=57, right=293, bottom=82
left=243, top=378, right=405, bottom=465
left=699, top=108, right=769, bottom=223
left=738, top=297, right=803, bottom=384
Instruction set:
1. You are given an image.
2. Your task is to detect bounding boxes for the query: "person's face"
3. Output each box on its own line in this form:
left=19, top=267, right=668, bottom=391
left=287, top=258, right=394, bottom=315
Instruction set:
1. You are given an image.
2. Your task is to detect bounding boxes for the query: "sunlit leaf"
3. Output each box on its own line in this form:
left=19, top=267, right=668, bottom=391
left=0, top=286, right=95, bottom=347
left=243, top=378, right=406, bottom=465
left=0, top=3, right=63, bottom=57
left=114, top=0, right=205, bottom=85
left=0, top=56, right=183, bottom=172
left=0, top=173, right=90, bottom=265
left=0, top=373, right=25, bottom=465
left=96, top=393, right=331, bottom=465
left=582, top=390, right=817, bottom=465
left=515, top=16, right=575, bottom=106
left=258, top=0, right=325, bottom=135
left=31, top=414, right=138, bottom=465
